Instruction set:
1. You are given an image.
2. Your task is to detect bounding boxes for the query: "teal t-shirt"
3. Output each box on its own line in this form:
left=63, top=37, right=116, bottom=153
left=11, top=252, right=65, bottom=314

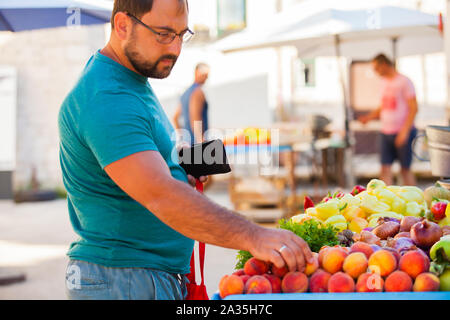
left=58, top=50, right=194, bottom=274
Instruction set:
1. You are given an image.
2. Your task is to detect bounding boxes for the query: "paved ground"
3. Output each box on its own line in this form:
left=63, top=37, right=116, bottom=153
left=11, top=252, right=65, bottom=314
left=0, top=182, right=258, bottom=300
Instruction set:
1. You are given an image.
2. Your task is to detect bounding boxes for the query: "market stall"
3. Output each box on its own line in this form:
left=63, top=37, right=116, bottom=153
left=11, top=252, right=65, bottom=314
left=214, top=175, right=450, bottom=299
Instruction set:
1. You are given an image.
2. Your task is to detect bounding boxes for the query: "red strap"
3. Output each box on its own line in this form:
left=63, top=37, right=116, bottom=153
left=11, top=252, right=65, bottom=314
left=195, top=179, right=203, bottom=192
left=199, top=242, right=205, bottom=285
left=187, top=180, right=205, bottom=285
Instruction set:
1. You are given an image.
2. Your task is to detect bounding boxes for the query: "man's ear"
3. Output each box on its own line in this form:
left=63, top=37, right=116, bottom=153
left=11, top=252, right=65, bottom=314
left=113, top=12, right=131, bottom=41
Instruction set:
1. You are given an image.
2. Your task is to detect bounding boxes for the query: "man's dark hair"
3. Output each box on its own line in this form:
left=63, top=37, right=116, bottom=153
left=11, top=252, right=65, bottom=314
left=372, top=53, right=394, bottom=67
left=111, top=0, right=188, bottom=28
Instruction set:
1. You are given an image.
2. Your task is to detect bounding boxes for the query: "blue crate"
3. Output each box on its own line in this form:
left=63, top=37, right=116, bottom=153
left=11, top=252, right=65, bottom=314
left=212, top=291, right=450, bottom=300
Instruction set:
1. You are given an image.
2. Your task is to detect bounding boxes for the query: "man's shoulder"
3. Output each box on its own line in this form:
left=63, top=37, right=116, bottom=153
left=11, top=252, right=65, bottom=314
left=191, top=85, right=205, bottom=99
left=396, top=73, right=413, bottom=84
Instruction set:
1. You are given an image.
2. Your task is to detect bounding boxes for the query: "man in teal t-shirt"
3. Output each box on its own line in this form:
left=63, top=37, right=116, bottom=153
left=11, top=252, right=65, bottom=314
left=60, top=0, right=313, bottom=300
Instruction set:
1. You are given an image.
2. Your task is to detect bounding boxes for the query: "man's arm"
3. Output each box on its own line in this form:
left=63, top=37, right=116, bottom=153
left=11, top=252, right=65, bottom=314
left=395, top=97, right=418, bottom=147
left=172, top=104, right=182, bottom=130
left=104, top=150, right=313, bottom=271
left=358, top=106, right=381, bottom=124
left=189, top=88, right=205, bottom=143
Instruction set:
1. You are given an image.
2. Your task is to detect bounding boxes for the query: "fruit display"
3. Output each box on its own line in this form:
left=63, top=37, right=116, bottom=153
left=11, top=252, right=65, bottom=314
left=223, top=127, right=271, bottom=146
left=219, top=239, right=449, bottom=298
left=292, top=179, right=450, bottom=235
left=217, top=180, right=450, bottom=298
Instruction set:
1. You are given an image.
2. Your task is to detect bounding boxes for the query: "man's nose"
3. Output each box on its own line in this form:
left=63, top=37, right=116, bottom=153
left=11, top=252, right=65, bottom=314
left=166, top=37, right=183, bottom=56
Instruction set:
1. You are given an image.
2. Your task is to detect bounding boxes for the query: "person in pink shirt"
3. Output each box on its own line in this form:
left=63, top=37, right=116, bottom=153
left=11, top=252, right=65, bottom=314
left=358, top=54, right=418, bottom=186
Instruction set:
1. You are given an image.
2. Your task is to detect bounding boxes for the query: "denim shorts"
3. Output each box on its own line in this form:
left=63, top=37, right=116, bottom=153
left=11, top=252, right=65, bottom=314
left=380, top=127, right=417, bottom=169
left=65, top=259, right=188, bottom=300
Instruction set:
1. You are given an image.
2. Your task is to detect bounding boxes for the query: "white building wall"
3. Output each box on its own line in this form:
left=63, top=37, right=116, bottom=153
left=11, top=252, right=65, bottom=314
left=0, top=25, right=106, bottom=189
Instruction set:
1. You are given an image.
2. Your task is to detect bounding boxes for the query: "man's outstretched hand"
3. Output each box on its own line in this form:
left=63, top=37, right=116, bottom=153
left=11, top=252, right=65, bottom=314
left=247, top=227, right=314, bottom=273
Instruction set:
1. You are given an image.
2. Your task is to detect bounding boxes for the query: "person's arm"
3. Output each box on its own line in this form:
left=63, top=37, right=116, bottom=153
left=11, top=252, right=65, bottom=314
left=172, top=104, right=182, bottom=130
left=358, top=106, right=381, bottom=124
left=189, top=88, right=205, bottom=143
left=395, top=97, right=418, bottom=147
left=104, top=150, right=313, bottom=271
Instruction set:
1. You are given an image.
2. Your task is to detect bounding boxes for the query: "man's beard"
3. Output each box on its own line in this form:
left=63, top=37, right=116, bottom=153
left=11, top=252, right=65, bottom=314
left=124, top=32, right=178, bottom=79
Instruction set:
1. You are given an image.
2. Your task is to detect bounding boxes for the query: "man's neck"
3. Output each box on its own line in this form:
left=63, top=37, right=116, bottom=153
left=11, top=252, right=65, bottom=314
left=100, top=42, right=142, bottom=76
left=385, top=68, right=398, bottom=79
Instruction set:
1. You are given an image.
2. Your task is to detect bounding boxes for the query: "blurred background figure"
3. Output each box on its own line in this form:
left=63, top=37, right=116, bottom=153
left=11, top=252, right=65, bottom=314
left=358, top=53, right=418, bottom=186
left=173, top=62, right=210, bottom=145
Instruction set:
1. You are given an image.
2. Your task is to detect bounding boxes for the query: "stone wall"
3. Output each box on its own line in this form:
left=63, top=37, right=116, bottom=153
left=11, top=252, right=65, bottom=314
left=0, top=25, right=106, bottom=190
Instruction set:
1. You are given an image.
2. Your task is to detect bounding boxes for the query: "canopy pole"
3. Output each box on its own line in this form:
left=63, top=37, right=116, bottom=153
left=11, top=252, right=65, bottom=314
left=333, top=34, right=350, bottom=145
left=334, top=34, right=356, bottom=188
left=392, top=36, right=398, bottom=67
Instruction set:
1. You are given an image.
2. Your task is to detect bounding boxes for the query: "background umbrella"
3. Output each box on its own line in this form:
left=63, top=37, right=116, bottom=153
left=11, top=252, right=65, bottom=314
left=0, top=0, right=112, bottom=32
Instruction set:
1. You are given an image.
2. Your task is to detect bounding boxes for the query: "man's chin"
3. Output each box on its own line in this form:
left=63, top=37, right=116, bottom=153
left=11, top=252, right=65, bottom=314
left=152, top=66, right=174, bottom=79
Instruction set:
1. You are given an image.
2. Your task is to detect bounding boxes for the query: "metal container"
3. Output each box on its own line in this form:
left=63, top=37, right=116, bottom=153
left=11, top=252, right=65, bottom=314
left=426, top=125, right=450, bottom=177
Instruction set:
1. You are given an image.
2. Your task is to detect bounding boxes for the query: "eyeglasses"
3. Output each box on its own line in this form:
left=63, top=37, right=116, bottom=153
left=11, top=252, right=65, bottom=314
left=126, top=13, right=194, bottom=44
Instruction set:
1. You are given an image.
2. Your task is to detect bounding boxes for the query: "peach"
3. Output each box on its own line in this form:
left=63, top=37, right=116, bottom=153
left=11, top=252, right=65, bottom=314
left=385, top=271, right=413, bottom=292
left=350, top=241, right=374, bottom=259
left=322, top=247, right=348, bottom=274
left=368, top=249, right=397, bottom=277
left=232, top=269, right=245, bottom=276
left=219, top=275, right=245, bottom=298
left=383, top=247, right=401, bottom=264
left=356, top=272, right=384, bottom=292
left=271, top=264, right=289, bottom=278
left=399, top=250, right=430, bottom=279
left=413, top=272, right=440, bottom=292
left=305, top=252, right=319, bottom=276
left=263, top=274, right=282, bottom=293
left=240, top=275, right=250, bottom=285
left=244, top=257, right=270, bottom=276
left=328, top=272, right=355, bottom=293
left=343, top=252, right=368, bottom=279
left=318, top=246, right=331, bottom=267
left=244, top=275, right=272, bottom=294
left=281, top=272, right=309, bottom=293
left=309, top=269, right=332, bottom=293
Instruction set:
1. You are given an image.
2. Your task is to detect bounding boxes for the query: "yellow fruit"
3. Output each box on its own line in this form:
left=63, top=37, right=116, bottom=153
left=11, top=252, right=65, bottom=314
left=306, top=207, right=319, bottom=217
left=315, top=201, right=340, bottom=220
left=349, top=217, right=368, bottom=233
left=439, top=216, right=450, bottom=227
left=340, top=194, right=361, bottom=207
left=399, top=188, right=424, bottom=203
left=324, top=215, right=347, bottom=232
left=343, top=206, right=366, bottom=221
left=367, top=179, right=386, bottom=195
left=375, top=188, right=399, bottom=205
left=368, top=211, right=404, bottom=221
left=333, top=223, right=348, bottom=232
left=360, top=194, right=391, bottom=214
left=291, top=213, right=322, bottom=225
left=391, top=198, right=406, bottom=214
left=446, top=204, right=450, bottom=218
left=405, top=202, right=423, bottom=217
left=387, top=185, right=402, bottom=195
left=291, top=214, right=308, bottom=224
left=368, top=218, right=379, bottom=228
left=324, top=214, right=346, bottom=225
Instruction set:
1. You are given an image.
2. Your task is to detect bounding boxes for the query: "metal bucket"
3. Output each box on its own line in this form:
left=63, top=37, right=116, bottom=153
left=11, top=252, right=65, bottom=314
left=425, top=125, right=450, bottom=177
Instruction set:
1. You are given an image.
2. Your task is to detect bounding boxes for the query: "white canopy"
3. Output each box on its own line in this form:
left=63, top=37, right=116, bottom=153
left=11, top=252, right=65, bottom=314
left=215, top=6, right=442, bottom=59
